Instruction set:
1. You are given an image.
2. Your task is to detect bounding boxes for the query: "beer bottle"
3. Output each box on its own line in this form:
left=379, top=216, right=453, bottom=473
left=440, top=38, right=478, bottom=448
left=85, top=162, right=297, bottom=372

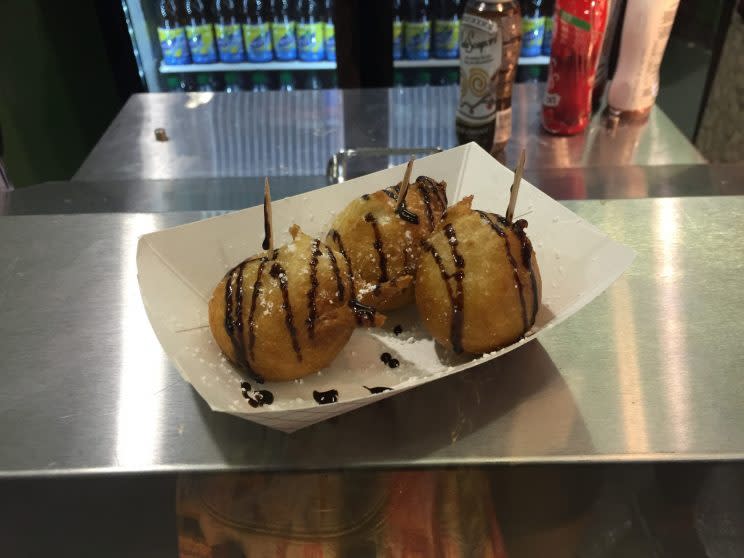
left=271, top=0, right=298, bottom=61
left=433, top=0, right=460, bottom=59
left=393, top=0, right=404, bottom=60
left=158, top=0, right=191, bottom=65
left=213, top=0, right=246, bottom=62
left=185, top=0, right=218, bottom=63
left=324, top=0, right=336, bottom=61
left=405, top=0, right=432, bottom=60
left=297, top=0, right=325, bottom=61
left=456, top=0, right=522, bottom=153
left=242, top=0, right=273, bottom=62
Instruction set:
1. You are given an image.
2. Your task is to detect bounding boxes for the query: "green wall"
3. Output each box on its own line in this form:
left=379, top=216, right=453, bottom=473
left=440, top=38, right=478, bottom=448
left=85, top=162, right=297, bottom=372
left=0, top=0, right=123, bottom=187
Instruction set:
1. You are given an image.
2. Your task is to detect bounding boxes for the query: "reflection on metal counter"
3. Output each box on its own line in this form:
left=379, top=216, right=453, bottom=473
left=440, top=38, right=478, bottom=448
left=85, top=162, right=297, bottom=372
left=73, top=85, right=704, bottom=182
left=177, top=470, right=507, bottom=557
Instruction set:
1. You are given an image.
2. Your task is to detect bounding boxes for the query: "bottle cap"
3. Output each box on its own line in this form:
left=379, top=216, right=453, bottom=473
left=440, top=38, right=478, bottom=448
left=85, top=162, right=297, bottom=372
left=252, top=72, right=269, bottom=85
left=225, top=72, right=239, bottom=85
left=196, top=73, right=210, bottom=85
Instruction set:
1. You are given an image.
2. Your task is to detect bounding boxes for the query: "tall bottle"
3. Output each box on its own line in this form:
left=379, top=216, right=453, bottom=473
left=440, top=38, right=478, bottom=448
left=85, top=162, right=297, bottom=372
left=271, top=0, right=298, bottom=60
left=393, top=0, right=404, bottom=60
left=324, top=0, right=336, bottom=61
left=157, top=0, right=191, bottom=65
left=185, top=0, right=218, bottom=63
left=591, top=0, right=623, bottom=111
left=242, top=0, right=273, bottom=62
left=297, top=0, right=325, bottom=61
left=405, top=0, right=432, bottom=60
left=213, top=0, right=246, bottom=62
left=520, top=0, right=545, bottom=57
left=541, top=0, right=554, bottom=55
left=456, top=0, right=522, bottom=154
left=432, top=0, right=460, bottom=59
left=541, top=0, right=608, bottom=135
left=607, top=0, right=680, bottom=122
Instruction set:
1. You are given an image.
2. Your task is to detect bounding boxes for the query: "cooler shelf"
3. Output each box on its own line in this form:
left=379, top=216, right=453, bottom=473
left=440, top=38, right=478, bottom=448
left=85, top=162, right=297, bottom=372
left=160, top=60, right=337, bottom=73
left=394, top=56, right=550, bottom=68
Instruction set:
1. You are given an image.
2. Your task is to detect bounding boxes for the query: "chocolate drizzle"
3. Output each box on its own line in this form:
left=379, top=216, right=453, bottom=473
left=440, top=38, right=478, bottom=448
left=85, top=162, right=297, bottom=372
left=423, top=223, right=466, bottom=353
left=325, top=245, right=345, bottom=302
left=269, top=262, right=303, bottom=362
left=364, top=386, right=392, bottom=394
left=417, top=176, right=448, bottom=217
left=224, top=261, right=250, bottom=367
left=329, top=229, right=356, bottom=300
left=397, top=204, right=420, bottom=224
left=247, top=258, right=268, bottom=360
left=514, top=218, right=539, bottom=323
left=306, top=239, right=323, bottom=339
left=365, top=212, right=388, bottom=292
left=477, top=211, right=531, bottom=331
left=349, top=299, right=377, bottom=323
left=313, top=389, right=338, bottom=405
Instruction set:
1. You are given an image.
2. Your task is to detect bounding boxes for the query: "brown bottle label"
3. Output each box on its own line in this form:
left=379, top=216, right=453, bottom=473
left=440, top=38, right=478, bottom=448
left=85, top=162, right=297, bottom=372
left=457, top=13, right=502, bottom=125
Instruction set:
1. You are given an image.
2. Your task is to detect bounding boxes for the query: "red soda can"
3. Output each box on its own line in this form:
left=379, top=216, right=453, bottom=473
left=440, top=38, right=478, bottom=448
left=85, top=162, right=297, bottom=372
left=541, top=0, right=608, bottom=135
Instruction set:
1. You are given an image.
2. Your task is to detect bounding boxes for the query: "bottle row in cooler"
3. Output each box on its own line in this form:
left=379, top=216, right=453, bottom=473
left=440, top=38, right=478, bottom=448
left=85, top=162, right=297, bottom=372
left=161, top=66, right=546, bottom=92
left=393, top=0, right=554, bottom=61
left=158, top=0, right=335, bottom=66
left=162, top=70, right=336, bottom=92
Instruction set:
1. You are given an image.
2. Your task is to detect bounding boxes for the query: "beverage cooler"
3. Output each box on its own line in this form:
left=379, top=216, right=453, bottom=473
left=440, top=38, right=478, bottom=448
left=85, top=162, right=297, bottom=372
left=125, top=0, right=339, bottom=93
left=392, top=0, right=554, bottom=87
left=122, top=0, right=558, bottom=93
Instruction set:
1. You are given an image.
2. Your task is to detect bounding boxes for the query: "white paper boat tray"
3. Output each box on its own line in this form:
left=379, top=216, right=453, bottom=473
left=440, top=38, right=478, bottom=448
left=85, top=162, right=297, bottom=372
left=137, top=143, right=635, bottom=432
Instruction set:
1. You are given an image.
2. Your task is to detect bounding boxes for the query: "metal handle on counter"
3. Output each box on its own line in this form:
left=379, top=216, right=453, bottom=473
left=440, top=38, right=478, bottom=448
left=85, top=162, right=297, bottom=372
left=327, top=147, right=443, bottom=183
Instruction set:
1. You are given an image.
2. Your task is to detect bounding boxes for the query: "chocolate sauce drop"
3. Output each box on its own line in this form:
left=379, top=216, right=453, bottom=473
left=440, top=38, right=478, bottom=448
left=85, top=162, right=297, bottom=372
left=269, top=262, right=303, bottom=362
left=364, top=386, right=392, bottom=394
left=393, top=325, right=403, bottom=335
left=380, top=352, right=391, bottom=363
left=313, top=389, right=338, bottom=405
left=240, top=381, right=251, bottom=392
left=254, top=390, right=274, bottom=405
left=388, top=358, right=400, bottom=368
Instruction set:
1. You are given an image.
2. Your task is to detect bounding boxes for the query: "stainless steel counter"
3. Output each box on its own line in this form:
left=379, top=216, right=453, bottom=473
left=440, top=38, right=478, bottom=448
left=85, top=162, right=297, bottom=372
left=1, top=196, right=742, bottom=477
left=73, top=86, right=704, bottom=182
left=5, top=164, right=742, bottom=217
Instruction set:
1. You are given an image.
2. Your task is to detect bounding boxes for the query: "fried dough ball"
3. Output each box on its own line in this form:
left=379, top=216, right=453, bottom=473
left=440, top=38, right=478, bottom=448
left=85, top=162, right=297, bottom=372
left=326, top=176, right=448, bottom=311
left=209, top=226, right=383, bottom=382
left=415, top=197, right=541, bottom=354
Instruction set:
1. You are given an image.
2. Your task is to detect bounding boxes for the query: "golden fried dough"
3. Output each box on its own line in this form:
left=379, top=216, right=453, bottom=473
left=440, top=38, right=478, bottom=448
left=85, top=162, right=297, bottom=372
left=209, top=227, right=383, bottom=382
left=326, top=176, right=447, bottom=311
left=415, top=197, right=541, bottom=354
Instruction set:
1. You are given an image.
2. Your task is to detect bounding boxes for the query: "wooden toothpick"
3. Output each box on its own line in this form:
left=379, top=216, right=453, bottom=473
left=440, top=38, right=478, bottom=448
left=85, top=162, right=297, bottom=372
left=262, top=177, right=273, bottom=252
left=505, top=150, right=526, bottom=224
left=395, top=156, right=415, bottom=212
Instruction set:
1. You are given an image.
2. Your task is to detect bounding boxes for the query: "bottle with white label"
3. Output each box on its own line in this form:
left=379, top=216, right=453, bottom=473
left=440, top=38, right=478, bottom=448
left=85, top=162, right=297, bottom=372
left=607, top=0, right=680, bottom=122
left=456, top=0, right=522, bottom=154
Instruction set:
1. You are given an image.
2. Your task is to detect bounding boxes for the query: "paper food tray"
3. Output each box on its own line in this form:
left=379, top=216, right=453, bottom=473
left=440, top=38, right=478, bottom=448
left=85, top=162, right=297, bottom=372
left=137, top=143, right=635, bottom=432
